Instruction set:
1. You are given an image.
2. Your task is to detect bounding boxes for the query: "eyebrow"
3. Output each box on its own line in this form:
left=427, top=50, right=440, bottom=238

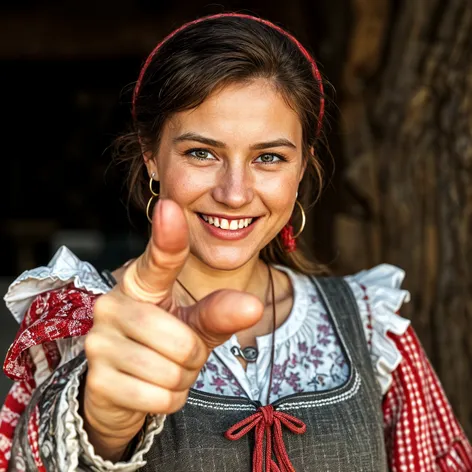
left=173, top=132, right=297, bottom=150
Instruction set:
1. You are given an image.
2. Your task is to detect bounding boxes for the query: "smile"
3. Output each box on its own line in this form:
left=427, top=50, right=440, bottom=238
left=197, top=213, right=259, bottom=241
left=199, top=214, right=254, bottom=230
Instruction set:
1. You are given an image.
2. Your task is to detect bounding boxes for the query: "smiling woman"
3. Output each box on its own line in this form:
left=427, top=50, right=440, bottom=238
left=1, top=12, right=471, bottom=472
left=142, top=80, right=306, bottom=269
left=121, top=15, right=325, bottom=276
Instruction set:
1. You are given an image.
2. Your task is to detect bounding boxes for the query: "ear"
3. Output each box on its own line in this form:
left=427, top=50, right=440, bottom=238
left=298, top=146, right=312, bottom=183
left=143, top=150, right=159, bottom=180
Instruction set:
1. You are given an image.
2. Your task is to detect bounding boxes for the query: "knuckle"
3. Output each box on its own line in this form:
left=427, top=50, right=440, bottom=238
left=128, top=305, right=149, bottom=329
left=168, top=390, right=189, bottom=413
left=92, top=294, right=109, bottom=316
left=166, top=363, right=185, bottom=390
left=124, top=347, right=151, bottom=373
left=86, top=370, right=108, bottom=397
left=84, top=333, right=105, bottom=361
left=152, top=389, right=188, bottom=415
left=92, top=294, right=117, bottom=323
left=175, top=333, right=200, bottom=366
left=149, top=245, right=188, bottom=272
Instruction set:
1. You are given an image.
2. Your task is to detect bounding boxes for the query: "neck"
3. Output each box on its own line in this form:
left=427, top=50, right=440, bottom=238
left=176, top=253, right=268, bottom=304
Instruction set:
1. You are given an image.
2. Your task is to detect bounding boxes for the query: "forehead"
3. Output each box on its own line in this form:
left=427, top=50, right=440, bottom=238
left=166, top=79, right=302, bottom=143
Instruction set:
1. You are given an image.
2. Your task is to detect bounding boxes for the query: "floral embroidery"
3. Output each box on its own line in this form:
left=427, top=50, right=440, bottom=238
left=270, top=311, right=349, bottom=396
left=193, top=303, right=351, bottom=400
left=195, top=357, right=245, bottom=396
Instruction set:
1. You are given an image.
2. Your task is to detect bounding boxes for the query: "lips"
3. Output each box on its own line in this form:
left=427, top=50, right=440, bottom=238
left=197, top=213, right=259, bottom=241
left=199, top=213, right=255, bottom=231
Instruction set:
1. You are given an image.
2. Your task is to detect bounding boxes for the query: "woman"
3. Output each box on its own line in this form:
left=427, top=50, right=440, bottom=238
left=1, top=13, right=471, bottom=472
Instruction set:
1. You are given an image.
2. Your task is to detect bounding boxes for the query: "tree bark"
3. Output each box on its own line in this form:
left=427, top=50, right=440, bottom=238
left=338, top=0, right=472, bottom=438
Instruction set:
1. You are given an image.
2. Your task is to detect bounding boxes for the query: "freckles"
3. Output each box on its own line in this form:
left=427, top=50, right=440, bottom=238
left=164, top=167, right=211, bottom=201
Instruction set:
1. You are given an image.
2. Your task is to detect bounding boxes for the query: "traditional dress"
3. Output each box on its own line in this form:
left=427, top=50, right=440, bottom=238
left=1, top=246, right=471, bottom=471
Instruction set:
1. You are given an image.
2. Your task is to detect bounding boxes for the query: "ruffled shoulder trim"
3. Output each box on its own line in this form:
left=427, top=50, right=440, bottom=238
left=3, top=246, right=109, bottom=323
left=343, top=263, right=411, bottom=395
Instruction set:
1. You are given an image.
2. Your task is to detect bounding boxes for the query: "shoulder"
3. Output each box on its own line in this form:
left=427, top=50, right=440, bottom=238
left=342, top=263, right=411, bottom=336
left=3, top=247, right=111, bottom=383
left=4, top=246, right=111, bottom=324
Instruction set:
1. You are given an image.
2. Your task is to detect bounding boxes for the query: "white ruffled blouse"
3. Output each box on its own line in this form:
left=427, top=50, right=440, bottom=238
left=195, top=263, right=411, bottom=403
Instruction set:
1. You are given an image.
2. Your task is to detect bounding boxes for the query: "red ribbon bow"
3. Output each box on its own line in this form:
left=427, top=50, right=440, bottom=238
left=224, top=405, right=307, bottom=472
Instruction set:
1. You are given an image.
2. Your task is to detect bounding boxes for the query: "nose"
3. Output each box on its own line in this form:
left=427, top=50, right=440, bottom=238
left=211, top=162, right=254, bottom=209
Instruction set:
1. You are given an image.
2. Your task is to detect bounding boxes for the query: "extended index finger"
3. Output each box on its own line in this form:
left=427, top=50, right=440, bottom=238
left=120, top=199, right=189, bottom=305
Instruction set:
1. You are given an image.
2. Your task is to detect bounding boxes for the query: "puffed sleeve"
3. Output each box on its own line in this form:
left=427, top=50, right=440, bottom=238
left=344, top=263, right=472, bottom=469
left=1, top=246, right=165, bottom=472
left=344, top=263, right=412, bottom=394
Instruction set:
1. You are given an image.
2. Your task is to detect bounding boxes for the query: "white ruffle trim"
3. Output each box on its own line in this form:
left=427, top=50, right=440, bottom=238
left=3, top=246, right=110, bottom=323
left=344, top=263, right=411, bottom=395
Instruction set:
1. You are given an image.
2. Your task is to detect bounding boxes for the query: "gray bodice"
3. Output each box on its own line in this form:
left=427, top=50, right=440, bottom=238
left=140, top=276, right=388, bottom=471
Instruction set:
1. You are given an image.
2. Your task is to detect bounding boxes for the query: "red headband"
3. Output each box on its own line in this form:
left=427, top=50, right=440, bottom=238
left=132, top=13, right=325, bottom=135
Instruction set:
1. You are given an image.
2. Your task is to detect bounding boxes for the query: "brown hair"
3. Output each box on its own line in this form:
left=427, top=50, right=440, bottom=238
left=115, top=13, right=330, bottom=275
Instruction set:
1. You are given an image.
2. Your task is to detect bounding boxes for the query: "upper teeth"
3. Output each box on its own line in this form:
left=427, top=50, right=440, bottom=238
left=201, top=214, right=253, bottom=230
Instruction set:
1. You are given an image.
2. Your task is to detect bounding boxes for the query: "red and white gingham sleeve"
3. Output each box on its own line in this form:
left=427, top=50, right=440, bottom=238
left=0, top=246, right=109, bottom=472
left=383, top=326, right=472, bottom=471
left=0, top=285, right=99, bottom=472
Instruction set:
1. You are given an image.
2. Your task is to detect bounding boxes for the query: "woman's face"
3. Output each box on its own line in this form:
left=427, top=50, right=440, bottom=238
left=145, top=79, right=305, bottom=270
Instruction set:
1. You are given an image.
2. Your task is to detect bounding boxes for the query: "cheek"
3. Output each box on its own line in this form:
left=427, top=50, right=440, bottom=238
left=160, top=166, right=211, bottom=202
left=255, top=172, right=299, bottom=211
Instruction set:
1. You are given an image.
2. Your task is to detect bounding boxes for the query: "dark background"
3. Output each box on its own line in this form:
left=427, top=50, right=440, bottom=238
left=0, top=0, right=347, bottom=398
left=2, top=0, right=472, bottom=439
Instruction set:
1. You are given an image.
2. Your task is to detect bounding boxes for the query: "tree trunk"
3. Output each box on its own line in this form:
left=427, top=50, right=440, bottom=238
left=337, top=0, right=472, bottom=438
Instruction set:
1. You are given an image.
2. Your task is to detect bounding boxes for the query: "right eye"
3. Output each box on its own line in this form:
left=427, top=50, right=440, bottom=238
left=186, top=149, right=216, bottom=161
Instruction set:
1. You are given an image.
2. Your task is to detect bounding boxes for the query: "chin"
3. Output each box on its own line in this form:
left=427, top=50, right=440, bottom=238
left=194, top=246, right=257, bottom=271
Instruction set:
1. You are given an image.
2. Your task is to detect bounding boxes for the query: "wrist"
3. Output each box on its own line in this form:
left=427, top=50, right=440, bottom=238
left=84, top=419, right=145, bottom=462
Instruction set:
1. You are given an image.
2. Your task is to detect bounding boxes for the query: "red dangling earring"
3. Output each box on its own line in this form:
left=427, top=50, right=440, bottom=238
left=281, top=219, right=297, bottom=253
left=280, top=199, right=306, bottom=253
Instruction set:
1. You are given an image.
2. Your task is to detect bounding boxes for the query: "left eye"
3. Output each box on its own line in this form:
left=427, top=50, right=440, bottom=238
left=255, top=154, right=283, bottom=164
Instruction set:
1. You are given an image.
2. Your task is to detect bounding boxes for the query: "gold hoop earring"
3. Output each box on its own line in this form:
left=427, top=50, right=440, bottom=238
left=293, top=200, right=306, bottom=238
left=146, top=173, right=159, bottom=223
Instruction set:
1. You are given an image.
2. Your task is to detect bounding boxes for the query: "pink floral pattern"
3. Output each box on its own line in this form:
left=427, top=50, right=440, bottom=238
left=270, top=310, right=349, bottom=396
left=194, top=308, right=349, bottom=398
left=195, top=361, right=244, bottom=396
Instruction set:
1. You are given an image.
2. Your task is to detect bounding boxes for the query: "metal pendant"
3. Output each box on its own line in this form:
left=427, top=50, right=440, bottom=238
left=231, top=345, right=258, bottom=362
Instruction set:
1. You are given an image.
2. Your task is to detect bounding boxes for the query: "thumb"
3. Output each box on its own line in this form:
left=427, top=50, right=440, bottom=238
left=181, top=290, right=264, bottom=351
left=120, top=199, right=189, bottom=305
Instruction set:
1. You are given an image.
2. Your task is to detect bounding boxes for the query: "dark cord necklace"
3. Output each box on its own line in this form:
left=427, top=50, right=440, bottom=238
left=176, top=263, right=276, bottom=406
left=177, top=265, right=305, bottom=471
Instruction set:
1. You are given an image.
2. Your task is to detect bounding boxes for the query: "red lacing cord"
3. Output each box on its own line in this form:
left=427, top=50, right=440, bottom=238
left=225, top=404, right=306, bottom=472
